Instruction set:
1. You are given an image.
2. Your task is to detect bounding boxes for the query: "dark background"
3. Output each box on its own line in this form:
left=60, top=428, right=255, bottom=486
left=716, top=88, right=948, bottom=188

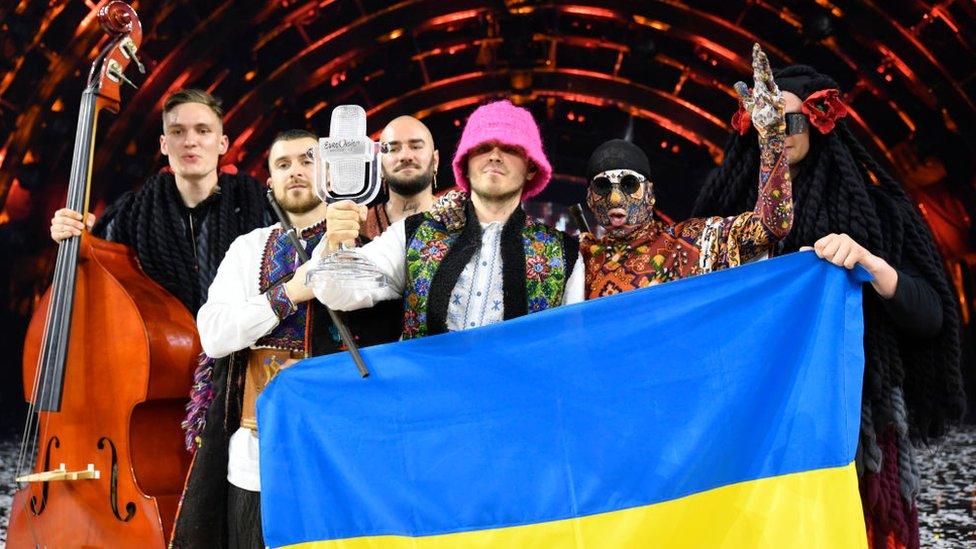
left=1, top=0, right=975, bottom=430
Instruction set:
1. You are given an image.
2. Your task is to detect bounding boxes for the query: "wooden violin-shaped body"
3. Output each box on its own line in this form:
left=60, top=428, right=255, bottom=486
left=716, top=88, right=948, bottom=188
left=8, top=3, right=198, bottom=546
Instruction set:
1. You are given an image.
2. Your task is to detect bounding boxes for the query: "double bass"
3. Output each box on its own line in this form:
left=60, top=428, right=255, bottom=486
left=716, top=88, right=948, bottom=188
left=9, top=2, right=199, bottom=546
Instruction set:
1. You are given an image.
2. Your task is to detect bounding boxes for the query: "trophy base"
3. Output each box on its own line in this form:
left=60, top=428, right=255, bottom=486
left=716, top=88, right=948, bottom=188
left=306, top=250, right=389, bottom=291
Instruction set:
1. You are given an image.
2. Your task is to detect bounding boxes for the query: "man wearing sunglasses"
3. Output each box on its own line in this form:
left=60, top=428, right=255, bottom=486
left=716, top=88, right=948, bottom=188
left=582, top=44, right=794, bottom=298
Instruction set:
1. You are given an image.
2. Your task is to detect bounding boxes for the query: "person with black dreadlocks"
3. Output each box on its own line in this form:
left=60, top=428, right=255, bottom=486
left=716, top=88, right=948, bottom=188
left=581, top=44, right=793, bottom=298
left=694, top=65, right=965, bottom=549
left=49, top=88, right=269, bottom=313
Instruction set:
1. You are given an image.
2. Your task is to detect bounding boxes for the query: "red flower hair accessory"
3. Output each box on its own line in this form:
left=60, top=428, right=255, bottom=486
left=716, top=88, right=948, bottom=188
left=731, top=101, right=751, bottom=135
left=800, top=89, right=848, bottom=134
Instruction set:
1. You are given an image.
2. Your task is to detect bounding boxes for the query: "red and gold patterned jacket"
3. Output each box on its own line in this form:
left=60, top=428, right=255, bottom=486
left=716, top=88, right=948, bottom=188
left=582, top=142, right=792, bottom=299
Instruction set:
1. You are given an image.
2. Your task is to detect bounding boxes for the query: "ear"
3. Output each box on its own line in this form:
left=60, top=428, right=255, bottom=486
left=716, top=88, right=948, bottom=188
left=526, top=158, right=538, bottom=182
left=218, top=133, right=229, bottom=155
left=159, top=134, right=168, bottom=156
left=266, top=176, right=273, bottom=188
left=432, top=149, right=440, bottom=169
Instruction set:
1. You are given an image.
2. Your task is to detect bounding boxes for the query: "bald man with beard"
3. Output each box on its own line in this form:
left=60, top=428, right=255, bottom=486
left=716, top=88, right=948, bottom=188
left=364, top=116, right=440, bottom=238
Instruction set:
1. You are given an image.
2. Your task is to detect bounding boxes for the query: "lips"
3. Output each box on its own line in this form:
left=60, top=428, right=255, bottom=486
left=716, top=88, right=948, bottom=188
left=608, top=209, right=628, bottom=228
left=181, top=154, right=199, bottom=163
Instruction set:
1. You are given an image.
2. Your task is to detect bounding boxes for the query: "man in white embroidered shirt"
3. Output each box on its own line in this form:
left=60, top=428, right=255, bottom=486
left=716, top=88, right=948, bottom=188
left=173, top=129, right=399, bottom=549
left=317, top=100, right=584, bottom=339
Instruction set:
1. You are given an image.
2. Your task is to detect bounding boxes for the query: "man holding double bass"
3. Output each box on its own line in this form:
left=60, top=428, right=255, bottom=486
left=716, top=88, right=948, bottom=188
left=11, top=5, right=270, bottom=548
left=49, top=88, right=270, bottom=313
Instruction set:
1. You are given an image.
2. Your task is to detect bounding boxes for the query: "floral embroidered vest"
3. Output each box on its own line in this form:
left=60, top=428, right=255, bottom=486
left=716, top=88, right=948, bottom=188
left=401, top=195, right=577, bottom=339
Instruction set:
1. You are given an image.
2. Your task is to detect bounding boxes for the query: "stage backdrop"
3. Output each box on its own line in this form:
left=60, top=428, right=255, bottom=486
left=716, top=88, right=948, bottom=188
left=259, top=251, right=869, bottom=548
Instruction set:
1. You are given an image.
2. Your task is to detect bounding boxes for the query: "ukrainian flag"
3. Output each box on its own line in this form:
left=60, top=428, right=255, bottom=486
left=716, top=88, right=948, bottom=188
left=259, top=252, right=869, bottom=548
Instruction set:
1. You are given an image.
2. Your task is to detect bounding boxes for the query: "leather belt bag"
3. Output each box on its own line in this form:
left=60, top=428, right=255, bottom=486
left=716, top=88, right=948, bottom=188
left=241, top=347, right=304, bottom=431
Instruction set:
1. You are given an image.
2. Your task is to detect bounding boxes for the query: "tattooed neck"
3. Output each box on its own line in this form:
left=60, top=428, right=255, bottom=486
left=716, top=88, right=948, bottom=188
left=385, top=192, right=434, bottom=223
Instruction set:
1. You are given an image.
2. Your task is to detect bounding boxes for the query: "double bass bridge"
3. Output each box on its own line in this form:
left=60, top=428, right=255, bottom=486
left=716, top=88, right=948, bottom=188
left=16, top=463, right=100, bottom=483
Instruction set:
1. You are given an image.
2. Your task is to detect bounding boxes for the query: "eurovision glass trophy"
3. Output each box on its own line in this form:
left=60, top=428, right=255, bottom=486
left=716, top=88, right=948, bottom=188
left=305, top=104, right=388, bottom=290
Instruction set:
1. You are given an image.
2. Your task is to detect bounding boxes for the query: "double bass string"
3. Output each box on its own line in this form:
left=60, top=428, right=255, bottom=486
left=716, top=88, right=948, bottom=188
left=17, top=90, right=94, bottom=482
left=14, top=233, right=75, bottom=547
left=17, top=187, right=68, bottom=480
left=16, top=92, right=91, bottom=547
left=8, top=6, right=156, bottom=546
left=17, top=194, right=77, bottom=479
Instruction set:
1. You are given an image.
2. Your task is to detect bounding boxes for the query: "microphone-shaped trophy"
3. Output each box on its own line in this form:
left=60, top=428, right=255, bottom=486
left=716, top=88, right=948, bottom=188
left=306, top=105, right=388, bottom=290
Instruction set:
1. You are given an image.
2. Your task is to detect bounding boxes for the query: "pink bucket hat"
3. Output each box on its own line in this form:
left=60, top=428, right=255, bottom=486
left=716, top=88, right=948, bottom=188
left=451, top=100, right=552, bottom=200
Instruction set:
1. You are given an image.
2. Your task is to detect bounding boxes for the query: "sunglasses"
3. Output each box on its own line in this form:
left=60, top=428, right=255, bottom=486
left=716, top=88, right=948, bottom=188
left=590, top=170, right=646, bottom=196
left=786, top=112, right=809, bottom=136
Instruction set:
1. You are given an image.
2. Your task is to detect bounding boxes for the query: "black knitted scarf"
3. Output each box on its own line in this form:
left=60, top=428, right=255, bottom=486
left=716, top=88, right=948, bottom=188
left=93, top=171, right=268, bottom=313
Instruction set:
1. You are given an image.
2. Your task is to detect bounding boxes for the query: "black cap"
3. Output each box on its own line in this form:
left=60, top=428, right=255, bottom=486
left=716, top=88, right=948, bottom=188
left=586, top=139, right=651, bottom=181
left=773, top=65, right=841, bottom=100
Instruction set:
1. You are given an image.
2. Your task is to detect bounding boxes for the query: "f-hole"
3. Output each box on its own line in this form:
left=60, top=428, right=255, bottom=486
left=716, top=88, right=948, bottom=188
left=97, top=437, right=136, bottom=522
left=29, top=436, right=60, bottom=515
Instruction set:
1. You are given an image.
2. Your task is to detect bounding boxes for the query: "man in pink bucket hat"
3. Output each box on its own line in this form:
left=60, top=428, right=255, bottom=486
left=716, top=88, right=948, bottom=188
left=316, top=100, right=584, bottom=339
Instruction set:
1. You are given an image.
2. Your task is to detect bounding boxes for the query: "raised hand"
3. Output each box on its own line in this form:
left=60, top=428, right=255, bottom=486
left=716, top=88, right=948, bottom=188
left=734, top=43, right=785, bottom=141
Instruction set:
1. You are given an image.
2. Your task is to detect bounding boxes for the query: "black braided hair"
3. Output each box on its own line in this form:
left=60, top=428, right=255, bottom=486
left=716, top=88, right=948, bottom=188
left=694, top=65, right=964, bottom=442
left=93, top=171, right=268, bottom=312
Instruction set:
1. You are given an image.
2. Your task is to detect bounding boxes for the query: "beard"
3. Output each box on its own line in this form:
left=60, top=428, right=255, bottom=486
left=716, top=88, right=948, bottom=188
left=275, top=185, right=321, bottom=215
left=385, top=162, right=434, bottom=197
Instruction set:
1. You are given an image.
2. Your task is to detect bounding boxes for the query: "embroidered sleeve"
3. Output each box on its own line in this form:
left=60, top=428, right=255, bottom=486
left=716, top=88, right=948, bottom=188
left=265, top=283, right=297, bottom=320
left=678, top=133, right=793, bottom=271
left=752, top=133, right=793, bottom=240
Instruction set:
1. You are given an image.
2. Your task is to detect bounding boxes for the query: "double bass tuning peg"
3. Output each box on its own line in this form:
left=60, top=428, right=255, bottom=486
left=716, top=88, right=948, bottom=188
left=106, top=60, right=138, bottom=90
left=120, top=37, right=145, bottom=74
left=103, top=35, right=144, bottom=91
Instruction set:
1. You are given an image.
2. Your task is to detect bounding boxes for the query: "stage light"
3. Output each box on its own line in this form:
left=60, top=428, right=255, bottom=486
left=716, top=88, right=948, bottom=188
left=510, top=70, right=533, bottom=92
left=632, top=15, right=669, bottom=32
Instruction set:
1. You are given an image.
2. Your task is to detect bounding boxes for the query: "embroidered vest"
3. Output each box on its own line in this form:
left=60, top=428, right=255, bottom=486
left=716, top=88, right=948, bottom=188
left=242, top=222, right=405, bottom=430
left=402, top=201, right=577, bottom=339
left=256, top=222, right=330, bottom=352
